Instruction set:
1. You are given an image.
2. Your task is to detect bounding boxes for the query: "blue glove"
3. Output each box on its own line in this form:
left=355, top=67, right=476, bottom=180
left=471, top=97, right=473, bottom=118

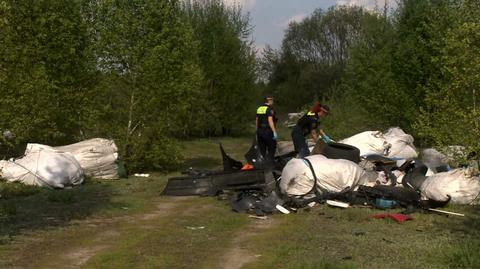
left=322, top=134, right=334, bottom=144
left=273, top=132, right=278, bottom=140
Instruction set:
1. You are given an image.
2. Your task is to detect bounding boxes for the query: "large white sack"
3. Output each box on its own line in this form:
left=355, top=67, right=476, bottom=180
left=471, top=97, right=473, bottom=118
left=384, top=127, right=418, bottom=159
left=280, top=155, right=368, bottom=197
left=0, top=146, right=84, bottom=188
left=420, top=169, right=480, bottom=204
left=339, top=131, right=390, bottom=156
left=54, top=138, right=119, bottom=179
left=422, top=148, right=450, bottom=175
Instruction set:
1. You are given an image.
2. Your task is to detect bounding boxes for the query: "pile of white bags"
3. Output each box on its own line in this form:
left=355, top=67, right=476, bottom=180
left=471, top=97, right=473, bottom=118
left=420, top=168, right=480, bottom=204
left=0, top=144, right=84, bottom=188
left=54, top=138, right=119, bottom=179
left=279, top=155, right=368, bottom=197
left=384, top=127, right=418, bottom=159
left=339, top=131, right=390, bottom=156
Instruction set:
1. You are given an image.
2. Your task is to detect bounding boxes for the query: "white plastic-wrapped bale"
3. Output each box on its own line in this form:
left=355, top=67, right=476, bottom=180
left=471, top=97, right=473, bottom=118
left=280, top=155, right=368, bottom=197
left=422, top=148, right=451, bottom=175
left=339, top=131, right=391, bottom=157
left=54, top=138, right=119, bottom=179
left=0, top=144, right=84, bottom=188
left=384, top=127, right=418, bottom=159
left=420, top=168, right=480, bottom=204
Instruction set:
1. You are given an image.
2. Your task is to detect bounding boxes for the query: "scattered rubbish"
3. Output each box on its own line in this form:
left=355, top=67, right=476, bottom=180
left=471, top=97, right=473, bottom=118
left=275, top=204, right=290, bottom=214
left=382, top=238, right=395, bottom=244
left=427, top=208, right=465, bottom=217
left=326, top=200, right=349, bottom=208
left=159, top=127, right=480, bottom=220
left=186, top=226, right=205, bottom=230
left=370, top=213, right=413, bottom=224
left=249, top=215, right=268, bottom=220
left=121, top=207, right=129, bottom=210
left=133, top=173, right=150, bottom=177
left=375, top=198, right=397, bottom=209
left=353, top=231, right=366, bottom=236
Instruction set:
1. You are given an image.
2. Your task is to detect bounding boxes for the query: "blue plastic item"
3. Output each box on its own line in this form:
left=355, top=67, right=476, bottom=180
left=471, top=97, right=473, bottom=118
left=375, top=198, right=397, bottom=209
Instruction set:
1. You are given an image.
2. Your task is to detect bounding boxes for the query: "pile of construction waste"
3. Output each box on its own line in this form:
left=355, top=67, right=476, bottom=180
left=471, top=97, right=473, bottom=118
left=163, top=127, right=480, bottom=216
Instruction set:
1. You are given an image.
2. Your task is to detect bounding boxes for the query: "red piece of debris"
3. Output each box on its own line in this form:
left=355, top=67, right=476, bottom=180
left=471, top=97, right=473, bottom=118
left=241, top=163, right=255, bottom=170
left=370, top=213, right=413, bottom=224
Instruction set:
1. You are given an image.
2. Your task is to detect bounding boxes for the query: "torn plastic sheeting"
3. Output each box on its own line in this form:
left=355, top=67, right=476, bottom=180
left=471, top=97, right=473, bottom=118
left=384, top=127, right=418, bottom=159
left=162, top=169, right=272, bottom=196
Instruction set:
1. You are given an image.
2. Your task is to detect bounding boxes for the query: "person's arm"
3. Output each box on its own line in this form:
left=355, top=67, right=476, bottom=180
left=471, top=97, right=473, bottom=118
left=268, top=116, right=276, bottom=134
left=319, top=129, right=335, bottom=143
left=256, top=117, right=258, bottom=129
left=311, top=129, right=319, bottom=142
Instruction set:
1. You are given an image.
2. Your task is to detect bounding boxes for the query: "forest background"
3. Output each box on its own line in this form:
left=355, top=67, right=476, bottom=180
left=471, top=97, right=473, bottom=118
left=0, top=0, right=479, bottom=172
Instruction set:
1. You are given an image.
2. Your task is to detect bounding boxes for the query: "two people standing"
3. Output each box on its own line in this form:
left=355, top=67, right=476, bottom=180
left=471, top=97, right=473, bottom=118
left=255, top=95, right=332, bottom=163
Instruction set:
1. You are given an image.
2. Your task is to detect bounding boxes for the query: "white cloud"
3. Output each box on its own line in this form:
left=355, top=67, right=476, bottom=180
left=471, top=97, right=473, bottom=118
left=336, top=0, right=394, bottom=11
left=223, top=0, right=256, bottom=10
left=277, top=13, right=307, bottom=28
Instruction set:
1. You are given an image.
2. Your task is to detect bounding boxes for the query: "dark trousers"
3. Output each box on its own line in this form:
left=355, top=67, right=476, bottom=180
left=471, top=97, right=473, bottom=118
left=291, top=126, right=310, bottom=158
left=256, top=128, right=276, bottom=165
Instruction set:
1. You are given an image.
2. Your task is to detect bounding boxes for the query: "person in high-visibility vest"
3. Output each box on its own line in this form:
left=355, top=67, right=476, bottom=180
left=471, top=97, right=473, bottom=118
left=291, top=102, right=332, bottom=158
left=256, top=94, right=278, bottom=165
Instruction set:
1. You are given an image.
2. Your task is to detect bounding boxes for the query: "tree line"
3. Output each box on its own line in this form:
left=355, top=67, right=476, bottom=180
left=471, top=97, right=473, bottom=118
left=2, top=0, right=478, bottom=171
left=0, top=0, right=259, bottom=171
left=262, top=0, right=480, bottom=158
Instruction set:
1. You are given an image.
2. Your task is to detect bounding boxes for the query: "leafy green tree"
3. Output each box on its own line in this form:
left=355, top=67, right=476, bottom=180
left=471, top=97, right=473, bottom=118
left=339, top=9, right=406, bottom=130
left=415, top=0, right=480, bottom=155
left=91, top=0, right=203, bottom=171
left=0, top=0, right=97, bottom=148
left=264, top=6, right=371, bottom=112
left=183, top=0, right=258, bottom=136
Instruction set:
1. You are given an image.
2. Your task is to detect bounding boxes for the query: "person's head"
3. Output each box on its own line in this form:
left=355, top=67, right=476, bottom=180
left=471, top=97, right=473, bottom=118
left=264, top=94, right=274, bottom=106
left=318, top=104, right=330, bottom=118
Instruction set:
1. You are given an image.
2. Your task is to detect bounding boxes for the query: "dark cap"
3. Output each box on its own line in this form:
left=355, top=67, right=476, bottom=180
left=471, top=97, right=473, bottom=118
left=264, top=94, right=274, bottom=101
left=320, top=104, right=330, bottom=114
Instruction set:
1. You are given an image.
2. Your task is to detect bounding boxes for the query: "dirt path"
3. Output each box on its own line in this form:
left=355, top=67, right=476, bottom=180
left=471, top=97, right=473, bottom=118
left=2, top=195, right=282, bottom=269
left=219, top=217, right=280, bottom=269
left=1, top=196, right=194, bottom=269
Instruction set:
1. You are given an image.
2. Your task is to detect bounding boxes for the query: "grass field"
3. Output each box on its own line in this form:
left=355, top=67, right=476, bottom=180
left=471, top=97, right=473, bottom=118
left=0, top=136, right=479, bottom=269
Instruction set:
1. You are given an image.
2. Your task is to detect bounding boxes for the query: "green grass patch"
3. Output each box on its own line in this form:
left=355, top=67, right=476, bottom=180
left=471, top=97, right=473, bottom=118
left=246, top=205, right=480, bottom=269
left=84, top=198, right=249, bottom=269
left=0, top=181, right=41, bottom=199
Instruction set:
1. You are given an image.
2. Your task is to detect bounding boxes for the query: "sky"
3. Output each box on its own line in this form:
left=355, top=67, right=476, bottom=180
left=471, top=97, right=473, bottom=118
left=223, top=0, right=393, bottom=54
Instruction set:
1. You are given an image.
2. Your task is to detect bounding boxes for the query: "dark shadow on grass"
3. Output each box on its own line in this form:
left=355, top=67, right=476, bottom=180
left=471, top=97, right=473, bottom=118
left=0, top=179, right=121, bottom=244
left=444, top=205, right=480, bottom=237
left=440, top=205, right=480, bottom=268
